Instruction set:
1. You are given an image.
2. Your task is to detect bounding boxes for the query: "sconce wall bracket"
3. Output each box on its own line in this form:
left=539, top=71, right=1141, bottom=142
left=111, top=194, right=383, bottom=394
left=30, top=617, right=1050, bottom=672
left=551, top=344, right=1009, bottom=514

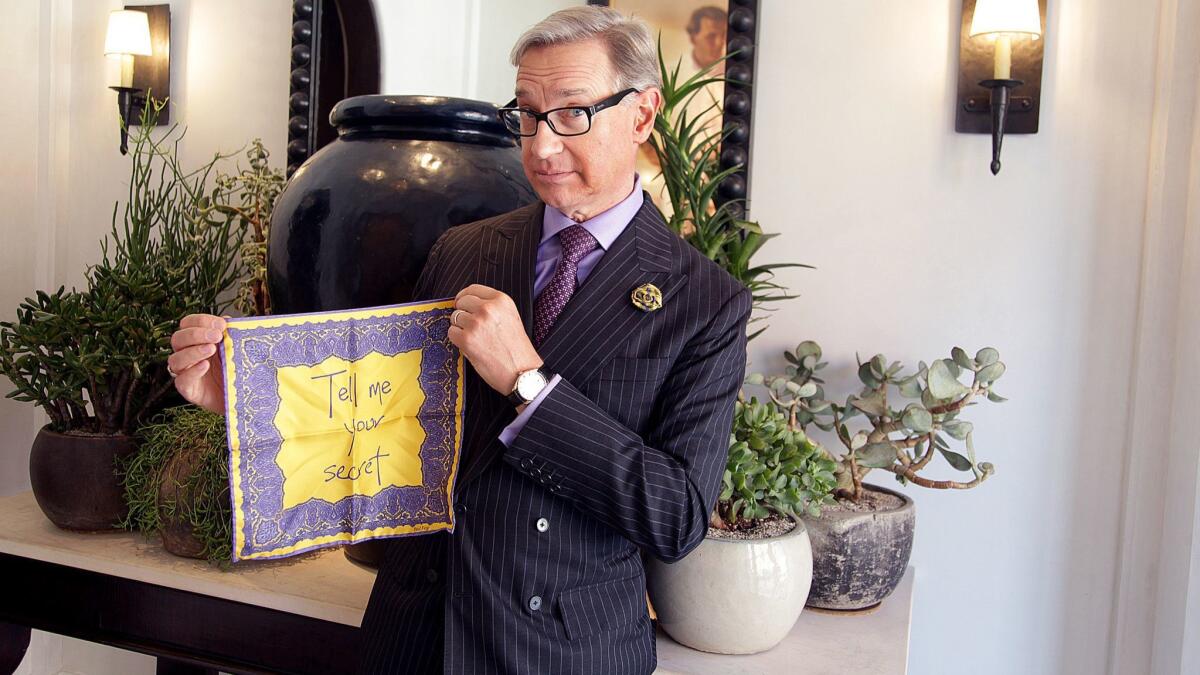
left=955, top=0, right=1046, bottom=135
left=124, top=3, right=171, bottom=125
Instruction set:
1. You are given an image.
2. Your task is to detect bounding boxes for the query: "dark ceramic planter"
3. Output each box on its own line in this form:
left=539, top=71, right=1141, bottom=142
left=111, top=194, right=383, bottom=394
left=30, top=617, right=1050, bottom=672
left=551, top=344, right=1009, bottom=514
left=29, top=425, right=137, bottom=531
left=268, top=95, right=536, bottom=569
left=267, top=94, right=536, bottom=315
left=800, top=483, right=915, bottom=610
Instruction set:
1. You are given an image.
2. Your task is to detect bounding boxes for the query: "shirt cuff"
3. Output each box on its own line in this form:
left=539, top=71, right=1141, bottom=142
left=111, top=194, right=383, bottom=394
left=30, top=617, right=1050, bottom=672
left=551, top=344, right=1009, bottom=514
left=498, top=373, right=562, bottom=447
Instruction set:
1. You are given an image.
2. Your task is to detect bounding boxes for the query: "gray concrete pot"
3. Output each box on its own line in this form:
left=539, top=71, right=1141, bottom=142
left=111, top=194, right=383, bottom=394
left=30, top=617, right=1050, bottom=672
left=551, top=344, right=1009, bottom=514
left=801, top=483, right=915, bottom=610
left=646, top=516, right=812, bottom=654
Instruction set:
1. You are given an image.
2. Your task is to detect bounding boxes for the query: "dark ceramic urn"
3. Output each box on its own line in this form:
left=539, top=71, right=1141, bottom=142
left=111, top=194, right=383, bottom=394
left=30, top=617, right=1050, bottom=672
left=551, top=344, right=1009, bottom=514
left=267, top=95, right=536, bottom=568
left=267, top=94, right=536, bottom=314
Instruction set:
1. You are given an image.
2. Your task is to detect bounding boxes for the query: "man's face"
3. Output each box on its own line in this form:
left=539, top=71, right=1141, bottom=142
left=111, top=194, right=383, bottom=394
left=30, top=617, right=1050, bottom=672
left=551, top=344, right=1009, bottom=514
left=690, top=16, right=727, bottom=68
left=514, top=39, right=650, bottom=221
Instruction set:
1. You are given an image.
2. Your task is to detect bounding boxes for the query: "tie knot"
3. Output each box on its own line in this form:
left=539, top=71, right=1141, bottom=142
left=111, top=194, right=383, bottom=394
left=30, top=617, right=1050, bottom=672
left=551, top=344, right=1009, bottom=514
left=559, top=224, right=599, bottom=264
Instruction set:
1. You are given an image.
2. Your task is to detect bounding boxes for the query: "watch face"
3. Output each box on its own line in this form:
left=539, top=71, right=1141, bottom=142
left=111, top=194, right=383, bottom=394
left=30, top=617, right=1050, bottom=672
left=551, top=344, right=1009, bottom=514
left=516, top=369, right=546, bottom=400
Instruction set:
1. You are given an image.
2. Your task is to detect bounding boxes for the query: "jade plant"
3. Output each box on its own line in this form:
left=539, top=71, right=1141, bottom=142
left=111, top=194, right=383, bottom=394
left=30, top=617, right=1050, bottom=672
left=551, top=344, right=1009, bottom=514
left=712, top=396, right=838, bottom=530
left=746, top=341, right=1002, bottom=503
left=0, top=100, right=246, bottom=435
left=212, top=139, right=286, bottom=317
left=649, top=37, right=810, bottom=340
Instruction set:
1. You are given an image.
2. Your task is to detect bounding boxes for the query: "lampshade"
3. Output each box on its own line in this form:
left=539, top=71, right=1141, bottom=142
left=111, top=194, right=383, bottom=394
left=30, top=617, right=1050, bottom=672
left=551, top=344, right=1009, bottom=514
left=104, top=10, right=152, bottom=56
left=969, top=0, right=1042, bottom=37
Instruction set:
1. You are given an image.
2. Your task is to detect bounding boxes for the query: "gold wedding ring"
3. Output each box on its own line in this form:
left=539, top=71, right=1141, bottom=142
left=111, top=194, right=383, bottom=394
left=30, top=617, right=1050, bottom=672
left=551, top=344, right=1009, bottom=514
left=451, top=309, right=465, bottom=328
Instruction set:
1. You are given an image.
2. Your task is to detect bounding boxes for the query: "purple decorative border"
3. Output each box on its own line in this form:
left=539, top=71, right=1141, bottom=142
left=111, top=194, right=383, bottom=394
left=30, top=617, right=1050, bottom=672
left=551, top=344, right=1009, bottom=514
left=224, top=304, right=461, bottom=560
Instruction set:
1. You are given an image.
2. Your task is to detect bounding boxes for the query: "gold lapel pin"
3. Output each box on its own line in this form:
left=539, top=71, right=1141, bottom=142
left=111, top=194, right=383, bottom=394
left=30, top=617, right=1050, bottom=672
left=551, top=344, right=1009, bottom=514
left=631, top=283, right=663, bottom=312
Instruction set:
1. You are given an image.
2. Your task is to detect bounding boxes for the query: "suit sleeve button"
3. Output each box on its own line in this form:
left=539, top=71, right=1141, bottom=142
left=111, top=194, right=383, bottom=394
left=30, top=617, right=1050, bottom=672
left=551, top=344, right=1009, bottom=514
left=528, top=595, right=542, bottom=611
left=535, top=517, right=549, bottom=532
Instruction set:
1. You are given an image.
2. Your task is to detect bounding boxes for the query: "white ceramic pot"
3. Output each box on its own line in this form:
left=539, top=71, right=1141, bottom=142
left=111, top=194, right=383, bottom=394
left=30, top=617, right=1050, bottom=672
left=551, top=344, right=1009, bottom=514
left=646, top=516, right=813, bottom=654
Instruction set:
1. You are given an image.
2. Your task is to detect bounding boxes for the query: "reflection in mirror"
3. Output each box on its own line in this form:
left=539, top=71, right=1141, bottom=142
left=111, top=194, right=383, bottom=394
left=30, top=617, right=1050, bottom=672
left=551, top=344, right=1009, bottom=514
left=372, top=0, right=583, bottom=105
left=607, top=1, right=729, bottom=220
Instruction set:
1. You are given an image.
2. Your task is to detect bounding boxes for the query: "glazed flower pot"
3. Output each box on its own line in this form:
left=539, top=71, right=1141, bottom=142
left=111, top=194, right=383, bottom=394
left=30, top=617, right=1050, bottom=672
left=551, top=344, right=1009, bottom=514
left=29, top=425, right=137, bottom=531
left=801, top=483, right=915, bottom=610
left=646, top=516, right=813, bottom=654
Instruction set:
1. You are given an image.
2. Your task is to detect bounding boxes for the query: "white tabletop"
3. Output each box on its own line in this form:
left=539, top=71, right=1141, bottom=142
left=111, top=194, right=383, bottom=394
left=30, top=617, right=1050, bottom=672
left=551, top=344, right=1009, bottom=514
left=0, top=490, right=913, bottom=673
left=653, top=566, right=914, bottom=674
left=0, top=490, right=376, bottom=627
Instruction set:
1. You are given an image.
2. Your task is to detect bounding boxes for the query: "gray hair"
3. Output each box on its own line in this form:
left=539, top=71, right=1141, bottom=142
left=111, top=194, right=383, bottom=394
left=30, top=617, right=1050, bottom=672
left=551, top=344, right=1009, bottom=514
left=509, top=6, right=663, bottom=94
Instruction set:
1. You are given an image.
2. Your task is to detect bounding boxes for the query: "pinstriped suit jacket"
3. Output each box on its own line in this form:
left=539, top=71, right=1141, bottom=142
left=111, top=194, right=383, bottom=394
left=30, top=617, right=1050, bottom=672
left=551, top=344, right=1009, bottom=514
left=356, top=194, right=752, bottom=674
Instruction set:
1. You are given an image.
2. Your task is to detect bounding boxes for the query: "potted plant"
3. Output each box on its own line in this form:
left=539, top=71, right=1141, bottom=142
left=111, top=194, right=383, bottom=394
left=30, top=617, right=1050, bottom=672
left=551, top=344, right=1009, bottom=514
left=642, top=39, right=828, bottom=653
left=647, top=38, right=809, bottom=340
left=114, top=135, right=284, bottom=562
left=747, top=340, right=1003, bottom=610
left=118, top=405, right=234, bottom=566
left=0, top=100, right=244, bottom=531
left=646, top=396, right=838, bottom=654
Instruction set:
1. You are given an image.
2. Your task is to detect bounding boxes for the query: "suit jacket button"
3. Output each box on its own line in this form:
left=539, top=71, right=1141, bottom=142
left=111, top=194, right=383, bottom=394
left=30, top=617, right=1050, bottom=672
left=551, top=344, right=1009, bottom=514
left=528, top=595, right=542, bottom=611
left=425, top=568, right=439, bottom=584
left=535, top=517, right=549, bottom=532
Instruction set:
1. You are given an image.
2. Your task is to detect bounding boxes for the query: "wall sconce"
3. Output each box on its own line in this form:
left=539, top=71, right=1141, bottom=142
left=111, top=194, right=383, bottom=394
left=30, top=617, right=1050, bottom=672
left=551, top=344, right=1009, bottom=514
left=955, top=0, right=1046, bottom=175
left=104, top=5, right=171, bottom=154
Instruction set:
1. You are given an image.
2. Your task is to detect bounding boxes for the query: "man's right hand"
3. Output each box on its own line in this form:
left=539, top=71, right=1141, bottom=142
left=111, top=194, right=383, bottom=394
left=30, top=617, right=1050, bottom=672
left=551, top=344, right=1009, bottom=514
left=168, top=314, right=227, bottom=414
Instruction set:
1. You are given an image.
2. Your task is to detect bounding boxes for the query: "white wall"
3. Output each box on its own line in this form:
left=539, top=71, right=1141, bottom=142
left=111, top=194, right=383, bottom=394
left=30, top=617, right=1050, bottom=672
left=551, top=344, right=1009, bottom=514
left=2, top=0, right=1196, bottom=674
left=749, top=1, right=1195, bottom=675
left=375, top=0, right=579, bottom=104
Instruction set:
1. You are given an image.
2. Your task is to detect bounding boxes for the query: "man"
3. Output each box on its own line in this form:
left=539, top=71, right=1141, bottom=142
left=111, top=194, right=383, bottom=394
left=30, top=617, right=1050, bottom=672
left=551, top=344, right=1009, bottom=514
left=167, top=6, right=750, bottom=673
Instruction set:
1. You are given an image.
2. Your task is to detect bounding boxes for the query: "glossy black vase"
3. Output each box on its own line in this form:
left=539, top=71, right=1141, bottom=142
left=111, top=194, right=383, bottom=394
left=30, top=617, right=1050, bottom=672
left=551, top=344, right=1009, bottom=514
left=268, top=94, right=536, bottom=314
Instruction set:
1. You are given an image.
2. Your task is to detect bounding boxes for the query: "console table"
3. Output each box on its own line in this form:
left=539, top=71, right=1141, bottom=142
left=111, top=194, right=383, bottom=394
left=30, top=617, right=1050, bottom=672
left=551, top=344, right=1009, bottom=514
left=0, top=491, right=913, bottom=674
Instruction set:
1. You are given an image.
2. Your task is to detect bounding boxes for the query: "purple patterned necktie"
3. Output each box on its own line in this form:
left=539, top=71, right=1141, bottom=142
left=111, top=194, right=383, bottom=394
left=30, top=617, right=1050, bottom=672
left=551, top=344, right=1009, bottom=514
left=533, top=224, right=599, bottom=348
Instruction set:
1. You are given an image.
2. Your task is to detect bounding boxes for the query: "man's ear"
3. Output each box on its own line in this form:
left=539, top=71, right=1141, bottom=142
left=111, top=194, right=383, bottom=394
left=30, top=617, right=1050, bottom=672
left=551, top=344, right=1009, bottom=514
left=631, top=88, right=663, bottom=144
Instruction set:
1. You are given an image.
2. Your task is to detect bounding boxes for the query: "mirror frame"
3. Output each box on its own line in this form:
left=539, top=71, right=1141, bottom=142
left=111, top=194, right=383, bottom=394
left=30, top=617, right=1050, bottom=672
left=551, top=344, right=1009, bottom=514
left=285, top=0, right=759, bottom=214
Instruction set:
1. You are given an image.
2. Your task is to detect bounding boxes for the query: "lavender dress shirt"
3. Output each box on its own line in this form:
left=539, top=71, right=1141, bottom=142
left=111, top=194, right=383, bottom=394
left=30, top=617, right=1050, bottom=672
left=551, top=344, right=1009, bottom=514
left=497, top=174, right=644, bottom=446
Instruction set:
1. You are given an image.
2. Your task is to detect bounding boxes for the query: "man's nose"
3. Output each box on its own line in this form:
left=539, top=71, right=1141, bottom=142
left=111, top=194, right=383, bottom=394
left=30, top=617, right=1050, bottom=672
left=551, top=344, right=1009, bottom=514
left=527, top=122, right=564, bottom=159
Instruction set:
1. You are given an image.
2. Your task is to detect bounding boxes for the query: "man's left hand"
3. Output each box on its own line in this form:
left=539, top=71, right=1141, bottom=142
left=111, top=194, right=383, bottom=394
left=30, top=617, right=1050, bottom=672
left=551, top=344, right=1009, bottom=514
left=450, top=284, right=543, bottom=398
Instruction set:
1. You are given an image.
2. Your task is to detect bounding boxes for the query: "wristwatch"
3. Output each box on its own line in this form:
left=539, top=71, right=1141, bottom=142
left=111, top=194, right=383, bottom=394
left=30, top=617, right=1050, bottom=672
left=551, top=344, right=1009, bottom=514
left=506, top=366, right=553, bottom=406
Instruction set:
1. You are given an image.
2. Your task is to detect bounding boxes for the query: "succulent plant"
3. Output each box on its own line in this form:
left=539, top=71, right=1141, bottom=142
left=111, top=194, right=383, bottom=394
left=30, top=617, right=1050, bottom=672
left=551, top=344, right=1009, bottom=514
left=713, top=396, right=838, bottom=530
left=209, top=139, right=286, bottom=317
left=745, top=341, right=1002, bottom=503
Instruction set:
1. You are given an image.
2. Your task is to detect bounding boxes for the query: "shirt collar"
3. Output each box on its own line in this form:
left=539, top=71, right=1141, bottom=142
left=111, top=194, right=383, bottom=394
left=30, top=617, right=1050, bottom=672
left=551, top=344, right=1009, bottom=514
left=540, top=174, right=644, bottom=251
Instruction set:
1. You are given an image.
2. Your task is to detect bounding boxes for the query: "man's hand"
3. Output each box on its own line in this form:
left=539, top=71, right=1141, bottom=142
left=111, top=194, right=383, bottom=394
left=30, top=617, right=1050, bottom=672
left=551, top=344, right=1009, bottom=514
left=168, top=314, right=227, bottom=414
left=450, top=284, right=543, bottom=398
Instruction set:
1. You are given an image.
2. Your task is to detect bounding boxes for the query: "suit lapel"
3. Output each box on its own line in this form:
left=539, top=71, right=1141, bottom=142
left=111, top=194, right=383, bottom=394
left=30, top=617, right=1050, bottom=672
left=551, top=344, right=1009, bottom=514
left=454, top=195, right=688, bottom=492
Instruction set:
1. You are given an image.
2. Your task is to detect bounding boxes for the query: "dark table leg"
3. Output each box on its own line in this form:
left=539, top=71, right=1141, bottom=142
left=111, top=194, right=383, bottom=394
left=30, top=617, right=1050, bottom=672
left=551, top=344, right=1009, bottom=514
left=0, top=621, right=31, bottom=675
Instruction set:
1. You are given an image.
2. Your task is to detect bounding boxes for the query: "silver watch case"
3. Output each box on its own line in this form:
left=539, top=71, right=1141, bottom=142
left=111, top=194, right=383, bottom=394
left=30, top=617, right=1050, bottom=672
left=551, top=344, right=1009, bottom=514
left=513, top=368, right=549, bottom=403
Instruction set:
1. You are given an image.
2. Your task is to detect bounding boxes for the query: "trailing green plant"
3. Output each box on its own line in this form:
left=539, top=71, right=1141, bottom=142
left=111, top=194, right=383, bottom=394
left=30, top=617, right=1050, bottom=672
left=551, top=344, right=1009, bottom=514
left=0, top=99, right=250, bottom=435
left=117, top=405, right=233, bottom=567
left=746, top=341, right=1002, bottom=503
left=649, top=37, right=811, bottom=340
left=713, top=396, right=838, bottom=530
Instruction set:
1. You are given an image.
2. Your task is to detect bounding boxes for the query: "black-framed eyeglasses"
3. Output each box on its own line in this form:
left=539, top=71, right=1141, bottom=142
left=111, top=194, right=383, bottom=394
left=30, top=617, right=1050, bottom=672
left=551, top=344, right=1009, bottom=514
left=497, top=88, right=639, bottom=137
